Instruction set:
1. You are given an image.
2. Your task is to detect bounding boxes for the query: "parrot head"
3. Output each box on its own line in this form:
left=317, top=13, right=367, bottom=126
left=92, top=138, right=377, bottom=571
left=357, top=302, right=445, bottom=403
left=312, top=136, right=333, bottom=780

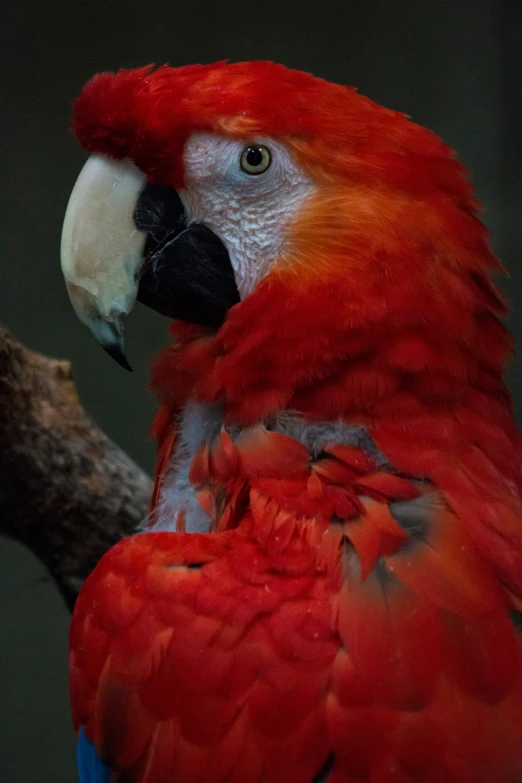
left=61, top=61, right=508, bottom=423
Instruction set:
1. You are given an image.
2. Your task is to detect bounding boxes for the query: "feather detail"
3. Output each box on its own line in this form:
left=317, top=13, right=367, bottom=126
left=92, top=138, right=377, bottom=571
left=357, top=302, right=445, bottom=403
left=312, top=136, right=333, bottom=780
left=77, top=726, right=111, bottom=783
left=149, top=405, right=177, bottom=519
left=71, top=532, right=333, bottom=783
left=72, top=431, right=522, bottom=783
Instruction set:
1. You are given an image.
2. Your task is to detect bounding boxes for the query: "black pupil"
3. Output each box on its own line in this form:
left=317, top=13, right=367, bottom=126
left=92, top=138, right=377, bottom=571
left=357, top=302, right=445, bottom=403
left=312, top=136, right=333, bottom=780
left=245, top=147, right=264, bottom=167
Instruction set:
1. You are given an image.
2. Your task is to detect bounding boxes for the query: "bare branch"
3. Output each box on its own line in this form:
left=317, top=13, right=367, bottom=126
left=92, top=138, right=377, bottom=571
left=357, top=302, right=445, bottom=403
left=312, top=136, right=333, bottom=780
left=0, top=328, right=152, bottom=610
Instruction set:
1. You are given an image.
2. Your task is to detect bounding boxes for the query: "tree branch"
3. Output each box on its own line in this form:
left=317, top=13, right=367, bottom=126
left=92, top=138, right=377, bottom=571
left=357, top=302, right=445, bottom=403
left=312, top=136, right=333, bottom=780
left=0, top=327, right=152, bottom=610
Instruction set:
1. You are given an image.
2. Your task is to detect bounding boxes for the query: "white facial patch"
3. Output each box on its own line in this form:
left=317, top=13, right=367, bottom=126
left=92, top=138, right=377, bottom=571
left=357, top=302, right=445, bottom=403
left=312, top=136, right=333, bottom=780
left=181, top=132, right=316, bottom=298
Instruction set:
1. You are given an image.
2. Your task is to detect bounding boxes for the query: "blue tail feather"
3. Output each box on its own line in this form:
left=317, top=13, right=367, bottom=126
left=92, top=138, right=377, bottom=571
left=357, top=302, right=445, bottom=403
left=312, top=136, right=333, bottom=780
left=76, top=726, right=111, bottom=783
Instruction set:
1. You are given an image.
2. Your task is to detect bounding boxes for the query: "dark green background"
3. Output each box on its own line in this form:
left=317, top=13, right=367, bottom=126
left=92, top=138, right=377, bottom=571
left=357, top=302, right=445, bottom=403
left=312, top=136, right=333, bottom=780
left=1, top=0, right=520, bottom=780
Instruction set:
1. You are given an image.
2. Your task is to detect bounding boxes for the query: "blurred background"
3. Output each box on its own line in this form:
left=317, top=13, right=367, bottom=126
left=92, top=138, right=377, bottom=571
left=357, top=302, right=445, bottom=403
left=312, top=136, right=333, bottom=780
left=1, top=0, right=520, bottom=780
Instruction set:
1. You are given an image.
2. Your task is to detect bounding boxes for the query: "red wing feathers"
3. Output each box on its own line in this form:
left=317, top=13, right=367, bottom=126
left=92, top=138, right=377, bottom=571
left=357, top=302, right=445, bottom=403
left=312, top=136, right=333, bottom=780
left=71, top=431, right=522, bottom=783
left=71, top=531, right=334, bottom=783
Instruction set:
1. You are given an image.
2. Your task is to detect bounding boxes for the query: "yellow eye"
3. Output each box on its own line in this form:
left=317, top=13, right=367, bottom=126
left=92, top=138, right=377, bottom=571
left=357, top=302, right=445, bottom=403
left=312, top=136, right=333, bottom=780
left=240, top=145, right=272, bottom=175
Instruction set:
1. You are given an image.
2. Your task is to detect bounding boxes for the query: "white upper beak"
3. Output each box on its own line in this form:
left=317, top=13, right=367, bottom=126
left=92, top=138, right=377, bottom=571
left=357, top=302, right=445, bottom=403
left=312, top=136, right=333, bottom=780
left=60, top=154, right=147, bottom=368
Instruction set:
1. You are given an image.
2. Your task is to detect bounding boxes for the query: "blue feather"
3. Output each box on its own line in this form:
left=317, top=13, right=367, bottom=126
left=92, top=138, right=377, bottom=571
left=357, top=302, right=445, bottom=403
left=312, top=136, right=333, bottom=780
left=76, top=726, right=111, bottom=783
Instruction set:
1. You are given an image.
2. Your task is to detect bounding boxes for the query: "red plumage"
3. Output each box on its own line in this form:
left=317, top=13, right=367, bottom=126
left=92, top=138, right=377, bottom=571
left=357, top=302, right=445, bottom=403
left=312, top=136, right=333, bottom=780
left=69, top=61, right=522, bottom=782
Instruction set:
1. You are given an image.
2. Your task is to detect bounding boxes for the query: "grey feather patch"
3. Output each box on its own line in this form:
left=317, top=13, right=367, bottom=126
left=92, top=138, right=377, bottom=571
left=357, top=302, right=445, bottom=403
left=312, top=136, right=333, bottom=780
left=145, top=401, right=223, bottom=534
left=271, top=412, right=394, bottom=468
left=389, top=490, right=445, bottom=541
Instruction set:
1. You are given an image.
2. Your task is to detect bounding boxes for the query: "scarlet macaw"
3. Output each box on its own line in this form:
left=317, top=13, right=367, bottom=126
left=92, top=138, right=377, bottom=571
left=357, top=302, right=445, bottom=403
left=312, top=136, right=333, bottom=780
left=61, top=62, right=522, bottom=783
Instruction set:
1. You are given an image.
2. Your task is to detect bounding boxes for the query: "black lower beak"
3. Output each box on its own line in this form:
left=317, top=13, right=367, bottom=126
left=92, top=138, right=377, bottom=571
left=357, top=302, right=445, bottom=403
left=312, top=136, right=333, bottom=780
left=134, top=183, right=240, bottom=329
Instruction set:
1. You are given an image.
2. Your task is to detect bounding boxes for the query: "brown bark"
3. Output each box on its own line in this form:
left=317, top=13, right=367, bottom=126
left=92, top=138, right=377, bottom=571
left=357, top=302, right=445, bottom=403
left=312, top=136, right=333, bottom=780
left=0, top=327, right=152, bottom=610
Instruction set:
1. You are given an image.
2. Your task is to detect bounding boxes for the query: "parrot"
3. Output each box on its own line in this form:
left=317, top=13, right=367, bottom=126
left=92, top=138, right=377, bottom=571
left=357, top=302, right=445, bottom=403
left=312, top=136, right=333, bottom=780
left=60, top=61, right=522, bottom=783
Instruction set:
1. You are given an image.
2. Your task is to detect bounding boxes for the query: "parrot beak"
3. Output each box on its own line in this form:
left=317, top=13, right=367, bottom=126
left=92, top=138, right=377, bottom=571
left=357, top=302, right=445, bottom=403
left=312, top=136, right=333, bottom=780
left=61, top=155, right=147, bottom=371
left=61, top=155, right=240, bottom=370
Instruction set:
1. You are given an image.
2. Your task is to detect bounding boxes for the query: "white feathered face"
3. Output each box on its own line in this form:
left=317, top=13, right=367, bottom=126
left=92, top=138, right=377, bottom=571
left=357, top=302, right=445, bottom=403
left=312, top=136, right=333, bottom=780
left=181, top=132, right=315, bottom=298
left=61, top=130, right=315, bottom=367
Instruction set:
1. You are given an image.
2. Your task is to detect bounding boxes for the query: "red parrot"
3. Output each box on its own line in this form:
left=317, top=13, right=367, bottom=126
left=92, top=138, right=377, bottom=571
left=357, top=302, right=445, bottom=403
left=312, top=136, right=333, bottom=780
left=60, top=62, right=522, bottom=783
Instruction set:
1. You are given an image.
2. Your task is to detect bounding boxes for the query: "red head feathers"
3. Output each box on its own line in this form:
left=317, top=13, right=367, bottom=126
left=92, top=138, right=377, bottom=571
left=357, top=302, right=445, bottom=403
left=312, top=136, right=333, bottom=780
left=74, top=61, right=474, bottom=201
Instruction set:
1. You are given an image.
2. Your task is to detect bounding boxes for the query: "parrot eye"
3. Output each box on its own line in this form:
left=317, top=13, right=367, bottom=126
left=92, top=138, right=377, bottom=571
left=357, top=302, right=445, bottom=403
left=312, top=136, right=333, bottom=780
left=240, top=145, right=272, bottom=175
